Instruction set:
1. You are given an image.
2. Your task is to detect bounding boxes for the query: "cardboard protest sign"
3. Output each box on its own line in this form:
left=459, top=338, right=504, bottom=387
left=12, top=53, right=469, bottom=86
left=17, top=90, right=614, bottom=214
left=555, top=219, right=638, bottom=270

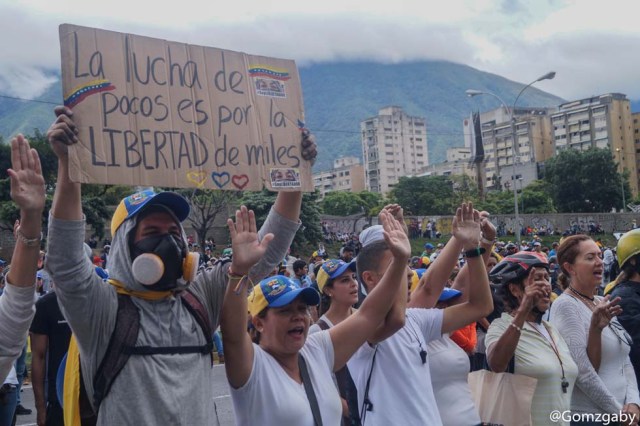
left=58, top=23, right=312, bottom=191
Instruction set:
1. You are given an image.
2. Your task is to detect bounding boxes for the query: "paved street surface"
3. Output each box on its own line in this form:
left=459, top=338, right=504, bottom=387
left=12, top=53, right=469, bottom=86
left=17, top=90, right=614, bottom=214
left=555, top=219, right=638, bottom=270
left=16, top=364, right=235, bottom=425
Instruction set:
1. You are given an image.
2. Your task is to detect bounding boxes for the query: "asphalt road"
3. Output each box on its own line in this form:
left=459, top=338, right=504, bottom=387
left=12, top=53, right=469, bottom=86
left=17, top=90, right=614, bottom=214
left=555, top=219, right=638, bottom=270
left=15, top=364, right=236, bottom=426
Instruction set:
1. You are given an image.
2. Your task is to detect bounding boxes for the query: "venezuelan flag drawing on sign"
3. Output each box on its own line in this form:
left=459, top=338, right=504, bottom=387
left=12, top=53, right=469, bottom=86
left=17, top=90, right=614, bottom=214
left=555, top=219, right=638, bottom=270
left=63, top=79, right=116, bottom=108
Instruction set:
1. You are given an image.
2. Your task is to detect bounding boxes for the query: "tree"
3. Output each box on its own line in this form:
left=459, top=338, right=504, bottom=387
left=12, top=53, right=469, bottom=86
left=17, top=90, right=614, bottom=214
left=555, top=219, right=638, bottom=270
left=320, top=191, right=384, bottom=216
left=321, top=192, right=364, bottom=216
left=241, top=189, right=323, bottom=254
left=177, top=189, right=240, bottom=248
left=519, top=180, right=556, bottom=214
left=545, top=147, right=626, bottom=212
left=391, top=175, right=476, bottom=215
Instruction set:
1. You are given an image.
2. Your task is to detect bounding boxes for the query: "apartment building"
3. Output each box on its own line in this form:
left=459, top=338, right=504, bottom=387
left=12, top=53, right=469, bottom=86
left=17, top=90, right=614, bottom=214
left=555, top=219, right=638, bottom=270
left=312, top=156, right=365, bottom=199
left=551, top=93, right=637, bottom=196
left=414, top=147, right=476, bottom=179
left=361, top=106, right=428, bottom=194
left=462, top=107, right=555, bottom=191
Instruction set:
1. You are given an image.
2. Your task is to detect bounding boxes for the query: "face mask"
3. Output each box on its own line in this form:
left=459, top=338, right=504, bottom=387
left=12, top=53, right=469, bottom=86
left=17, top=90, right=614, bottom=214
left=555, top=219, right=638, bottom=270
left=131, top=234, right=187, bottom=291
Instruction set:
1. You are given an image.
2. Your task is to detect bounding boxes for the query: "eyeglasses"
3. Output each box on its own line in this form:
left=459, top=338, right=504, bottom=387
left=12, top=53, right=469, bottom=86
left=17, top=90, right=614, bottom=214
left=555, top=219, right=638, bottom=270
left=608, top=320, right=633, bottom=347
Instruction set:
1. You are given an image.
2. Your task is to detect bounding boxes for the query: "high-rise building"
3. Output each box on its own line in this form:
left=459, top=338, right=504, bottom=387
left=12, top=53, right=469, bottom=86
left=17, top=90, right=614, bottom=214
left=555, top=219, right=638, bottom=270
left=312, top=156, right=365, bottom=199
left=551, top=93, right=637, bottom=196
left=462, top=107, right=555, bottom=191
left=361, top=106, right=428, bottom=194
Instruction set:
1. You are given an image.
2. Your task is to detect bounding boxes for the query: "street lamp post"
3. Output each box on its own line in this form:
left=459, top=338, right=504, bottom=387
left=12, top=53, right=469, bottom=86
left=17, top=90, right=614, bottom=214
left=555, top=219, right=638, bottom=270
left=466, top=71, right=555, bottom=247
left=616, top=147, right=626, bottom=212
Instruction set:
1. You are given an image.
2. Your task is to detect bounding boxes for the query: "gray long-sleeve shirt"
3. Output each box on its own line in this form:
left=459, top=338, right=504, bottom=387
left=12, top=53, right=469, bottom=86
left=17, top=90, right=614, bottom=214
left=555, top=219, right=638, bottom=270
left=0, top=282, right=36, bottom=381
left=46, top=207, right=299, bottom=425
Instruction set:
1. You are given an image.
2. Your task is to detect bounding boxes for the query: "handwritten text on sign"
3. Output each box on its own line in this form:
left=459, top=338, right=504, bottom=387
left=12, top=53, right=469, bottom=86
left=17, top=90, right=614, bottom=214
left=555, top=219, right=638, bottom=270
left=59, top=24, right=312, bottom=191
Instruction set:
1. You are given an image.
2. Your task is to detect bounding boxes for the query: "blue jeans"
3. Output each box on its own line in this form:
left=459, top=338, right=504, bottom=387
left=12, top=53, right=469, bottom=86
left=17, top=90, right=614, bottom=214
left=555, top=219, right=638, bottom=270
left=0, top=385, right=17, bottom=426
left=15, top=346, right=27, bottom=405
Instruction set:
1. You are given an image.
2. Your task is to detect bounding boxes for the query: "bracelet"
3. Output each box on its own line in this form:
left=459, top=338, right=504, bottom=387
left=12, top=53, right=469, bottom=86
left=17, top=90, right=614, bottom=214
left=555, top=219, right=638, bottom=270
left=480, top=237, right=495, bottom=246
left=228, top=266, right=248, bottom=278
left=463, top=247, right=486, bottom=258
left=16, top=227, right=41, bottom=247
left=510, top=322, right=522, bottom=332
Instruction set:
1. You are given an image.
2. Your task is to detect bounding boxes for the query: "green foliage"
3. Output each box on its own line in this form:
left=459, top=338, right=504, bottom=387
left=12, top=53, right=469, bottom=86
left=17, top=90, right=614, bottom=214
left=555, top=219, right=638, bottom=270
left=320, top=191, right=384, bottom=216
left=545, top=148, right=626, bottom=212
left=82, top=196, right=111, bottom=239
left=390, top=175, right=458, bottom=215
left=241, top=189, right=323, bottom=253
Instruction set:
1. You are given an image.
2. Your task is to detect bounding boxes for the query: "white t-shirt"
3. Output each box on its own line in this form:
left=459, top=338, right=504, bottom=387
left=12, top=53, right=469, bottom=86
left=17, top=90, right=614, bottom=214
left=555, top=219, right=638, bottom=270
left=348, top=308, right=444, bottom=425
left=486, top=313, right=579, bottom=426
left=428, top=334, right=481, bottom=426
left=230, top=330, right=342, bottom=426
left=308, top=315, right=335, bottom=335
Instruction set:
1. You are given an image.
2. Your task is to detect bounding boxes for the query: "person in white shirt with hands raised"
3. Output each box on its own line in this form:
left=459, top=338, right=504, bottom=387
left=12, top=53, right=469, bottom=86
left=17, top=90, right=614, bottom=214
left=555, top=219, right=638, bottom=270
left=221, top=206, right=411, bottom=426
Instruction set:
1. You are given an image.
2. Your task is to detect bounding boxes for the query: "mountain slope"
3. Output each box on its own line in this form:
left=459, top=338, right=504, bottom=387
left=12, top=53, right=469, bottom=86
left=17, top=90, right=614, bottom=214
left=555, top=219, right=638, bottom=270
left=0, top=60, right=565, bottom=171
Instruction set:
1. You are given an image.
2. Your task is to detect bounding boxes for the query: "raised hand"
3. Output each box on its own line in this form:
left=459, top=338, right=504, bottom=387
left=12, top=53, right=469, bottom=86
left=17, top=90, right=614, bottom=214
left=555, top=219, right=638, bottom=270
left=451, top=202, right=481, bottom=250
left=227, top=206, right=274, bottom=275
left=380, top=209, right=411, bottom=260
left=383, top=204, right=408, bottom=236
left=46, top=106, right=78, bottom=159
left=300, top=130, right=318, bottom=165
left=590, top=295, right=623, bottom=331
left=520, top=267, right=550, bottom=313
left=7, top=135, right=45, bottom=214
left=479, top=211, right=496, bottom=242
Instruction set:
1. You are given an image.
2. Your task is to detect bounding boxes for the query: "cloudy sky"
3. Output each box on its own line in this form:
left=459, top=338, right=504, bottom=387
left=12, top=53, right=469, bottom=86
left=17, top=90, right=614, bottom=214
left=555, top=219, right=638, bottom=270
left=1, top=0, right=639, bottom=102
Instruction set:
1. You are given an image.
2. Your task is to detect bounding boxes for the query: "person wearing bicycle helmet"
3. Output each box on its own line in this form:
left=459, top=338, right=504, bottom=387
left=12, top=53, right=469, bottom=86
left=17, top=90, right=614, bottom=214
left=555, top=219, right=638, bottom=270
left=486, top=251, right=578, bottom=425
left=607, top=229, right=640, bottom=387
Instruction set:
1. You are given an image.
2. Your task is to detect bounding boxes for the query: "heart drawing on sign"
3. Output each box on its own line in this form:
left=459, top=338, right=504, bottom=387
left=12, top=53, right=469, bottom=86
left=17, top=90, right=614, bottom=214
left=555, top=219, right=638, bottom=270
left=232, top=174, right=249, bottom=190
left=187, top=171, right=207, bottom=188
left=211, top=172, right=231, bottom=188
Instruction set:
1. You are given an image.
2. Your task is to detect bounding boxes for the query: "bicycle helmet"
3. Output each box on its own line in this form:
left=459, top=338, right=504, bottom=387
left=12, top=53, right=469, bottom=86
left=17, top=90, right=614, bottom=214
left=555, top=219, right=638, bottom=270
left=489, top=251, right=549, bottom=286
left=616, top=228, right=640, bottom=268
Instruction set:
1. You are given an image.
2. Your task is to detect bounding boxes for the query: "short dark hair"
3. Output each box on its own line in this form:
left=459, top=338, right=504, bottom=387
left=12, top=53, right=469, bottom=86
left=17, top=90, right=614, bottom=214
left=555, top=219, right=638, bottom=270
left=356, top=240, right=389, bottom=291
left=293, top=259, right=307, bottom=273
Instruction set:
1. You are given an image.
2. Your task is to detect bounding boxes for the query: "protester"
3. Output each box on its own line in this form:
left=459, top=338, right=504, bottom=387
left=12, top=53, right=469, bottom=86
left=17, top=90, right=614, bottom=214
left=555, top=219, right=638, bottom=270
left=30, top=287, right=72, bottom=426
left=606, top=229, right=640, bottom=389
left=221, top=207, right=411, bottom=425
left=486, top=251, right=579, bottom=425
left=44, top=106, right=316, bottom=425
left=348, top=203, right=493, bottom=425
left=0, top=135, right=43, bottom=425
left=550, top=235, right=640, bottom=424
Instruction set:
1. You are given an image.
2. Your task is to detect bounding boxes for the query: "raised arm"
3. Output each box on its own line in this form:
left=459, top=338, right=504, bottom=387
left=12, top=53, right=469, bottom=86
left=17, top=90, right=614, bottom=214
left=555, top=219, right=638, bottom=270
left=451, top=211, right=496, bottom=299
left=587, top=295, right=622, bottom=371
left=221, top=206, right=274, bottom=389
left=249, top=131, right=315, bottom=280
left=0, top=135, right=44, bottom=380
left=367, top=204, right=409, bottom=344
left=47, top=106, right=82, bottom=221
left=408, top=203, right=476, bottom=309
left=330, top=210, right=410, bottom=370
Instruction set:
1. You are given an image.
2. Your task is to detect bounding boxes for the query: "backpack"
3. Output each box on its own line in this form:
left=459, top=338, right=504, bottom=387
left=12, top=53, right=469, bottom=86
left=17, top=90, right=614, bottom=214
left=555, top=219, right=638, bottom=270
left=58, top=290, right=213, bottom=426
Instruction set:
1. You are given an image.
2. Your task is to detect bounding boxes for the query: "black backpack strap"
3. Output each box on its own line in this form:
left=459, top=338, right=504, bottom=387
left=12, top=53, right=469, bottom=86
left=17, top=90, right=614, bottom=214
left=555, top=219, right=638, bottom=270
left=316, top=319, right=330, bottom=331
left=180, top=289, right=215, bottom=365
left=92, top=294, right=140, bottom=409
left=359, top=346, right=378, bottom=425
left=299, top=354, right=323, bottom=426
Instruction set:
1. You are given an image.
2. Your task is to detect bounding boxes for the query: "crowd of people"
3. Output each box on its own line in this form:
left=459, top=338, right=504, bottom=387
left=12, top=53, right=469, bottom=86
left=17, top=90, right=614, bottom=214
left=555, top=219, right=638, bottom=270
left=1, top=106, right=640, bottom=426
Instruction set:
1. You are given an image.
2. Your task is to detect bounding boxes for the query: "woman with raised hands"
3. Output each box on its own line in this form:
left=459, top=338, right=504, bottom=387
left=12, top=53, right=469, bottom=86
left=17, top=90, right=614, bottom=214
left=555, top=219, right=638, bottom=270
left=549, top=235, right=640, bottom=425
left=220, top=205, right=411, bottom=426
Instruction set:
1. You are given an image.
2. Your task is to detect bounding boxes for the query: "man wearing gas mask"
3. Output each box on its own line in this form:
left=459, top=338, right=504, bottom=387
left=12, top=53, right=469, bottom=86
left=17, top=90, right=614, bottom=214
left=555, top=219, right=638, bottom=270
left=43, top=106, right=317, bottom=425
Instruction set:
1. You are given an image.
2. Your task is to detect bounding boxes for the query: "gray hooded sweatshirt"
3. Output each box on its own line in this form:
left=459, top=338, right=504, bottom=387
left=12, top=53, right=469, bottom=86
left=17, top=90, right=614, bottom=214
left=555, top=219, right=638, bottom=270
left=46, top=207, right=299, bottom=425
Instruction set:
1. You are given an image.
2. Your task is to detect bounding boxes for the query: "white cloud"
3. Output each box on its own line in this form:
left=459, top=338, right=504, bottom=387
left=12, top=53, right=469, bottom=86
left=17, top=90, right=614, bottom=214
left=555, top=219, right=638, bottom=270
left=1, top=0, right=639, bottom=101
